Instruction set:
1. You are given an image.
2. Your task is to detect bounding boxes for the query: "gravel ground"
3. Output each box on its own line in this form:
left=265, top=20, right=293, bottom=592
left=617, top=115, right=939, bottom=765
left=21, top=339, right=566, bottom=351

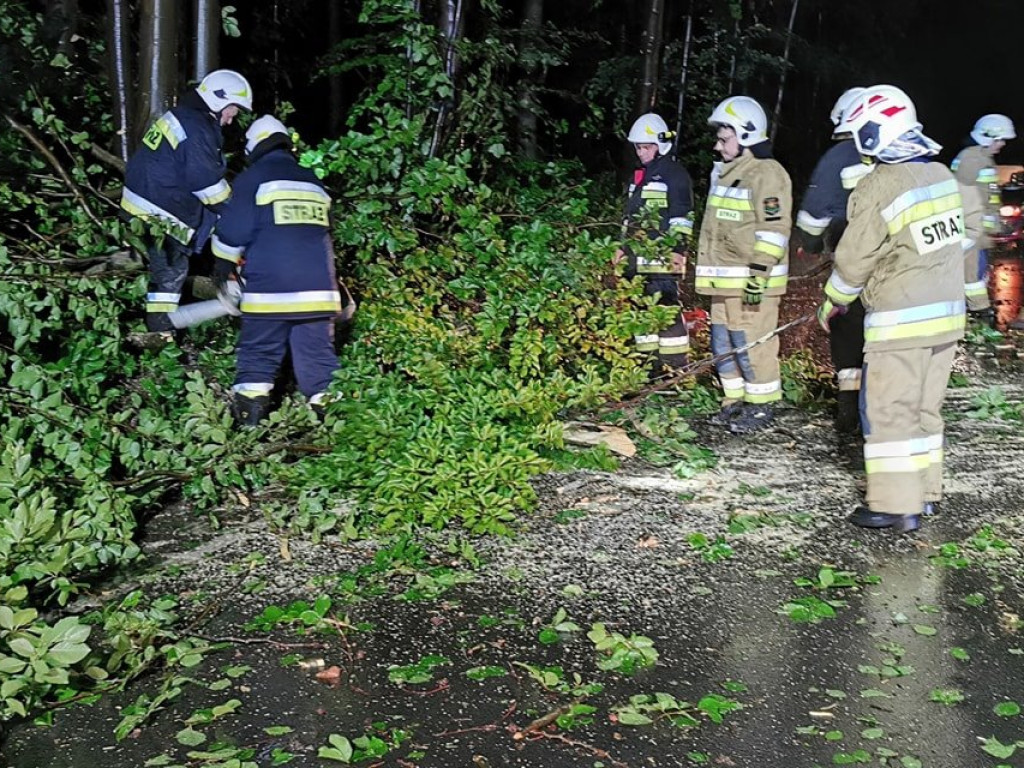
left=5, top=343, right=1024, bottom=768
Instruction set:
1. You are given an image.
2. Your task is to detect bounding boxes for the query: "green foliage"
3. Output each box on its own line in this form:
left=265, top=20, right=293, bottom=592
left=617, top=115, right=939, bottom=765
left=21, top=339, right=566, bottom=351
left=612, top=691, right=742, bottom=728
left=779, top=349, right=833, bottom=406
left=587, top=622, right=658, bottom=675
left=966, top=386, right=1024, bottom=421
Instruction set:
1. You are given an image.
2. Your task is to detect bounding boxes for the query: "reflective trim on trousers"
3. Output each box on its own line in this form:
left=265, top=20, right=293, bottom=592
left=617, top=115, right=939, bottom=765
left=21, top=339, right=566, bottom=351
left=837, top=367, right=862, bottom=391
left=233, top=382, right=275, bottom=396
left=720, top=375, right=745, bottom=400
left=634, top=333, right=659, bottom=352
left=745, top=379, right=781, bottom=403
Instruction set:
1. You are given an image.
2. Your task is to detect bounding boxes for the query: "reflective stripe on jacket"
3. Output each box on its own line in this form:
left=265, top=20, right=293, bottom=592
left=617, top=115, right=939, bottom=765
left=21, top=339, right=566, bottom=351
left=796, top=139, right=872, bottom=237
left=696, top=149, right=792, bottom=296
left=951, top=145, right=1000, bottom=249
left=212, top=149, right=341, bottom=320
left=623, top=154, right=694, bottom=275
left=120, top=104, right=229, bottom=249
left=826, top=162, right=966, bottom=351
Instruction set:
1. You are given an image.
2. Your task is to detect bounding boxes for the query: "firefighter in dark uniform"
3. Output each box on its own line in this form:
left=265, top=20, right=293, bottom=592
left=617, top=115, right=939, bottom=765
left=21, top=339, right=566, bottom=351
left=120, top=69, right=253, bottom=339
left=211, top=116, right=342, bottom=424
left=615, top=112, right=695, bottom=372
left=795, top=87, right=874, bottom=434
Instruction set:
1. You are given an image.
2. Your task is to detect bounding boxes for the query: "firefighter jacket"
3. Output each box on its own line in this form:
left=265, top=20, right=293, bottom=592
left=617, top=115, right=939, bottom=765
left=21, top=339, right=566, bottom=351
left=951, top=144, right=1000, bottom=249
left=796, top=139, right=874, bottom=239
left=825, top=162, right=966, bottom=352
left=696, top=149, right=792, bottom=297
left=120, top=99, right=230, bottom=250
left=211, top=148, right=341, bottom=320
left=622, top=154, right=694, bottom=275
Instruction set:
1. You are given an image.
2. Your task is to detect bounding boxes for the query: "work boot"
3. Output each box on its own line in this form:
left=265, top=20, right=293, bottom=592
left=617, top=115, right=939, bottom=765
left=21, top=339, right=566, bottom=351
left=835, top=391, right=861, bottom=435
left=728, top=404, right=774, bottom=434
left=708, top=401, right=745, bottom=427
left=231, top=394, right=271, bottom=426
left=968, top=307, right=995, bottom=327
left=848, top=506, right=920, bottom=533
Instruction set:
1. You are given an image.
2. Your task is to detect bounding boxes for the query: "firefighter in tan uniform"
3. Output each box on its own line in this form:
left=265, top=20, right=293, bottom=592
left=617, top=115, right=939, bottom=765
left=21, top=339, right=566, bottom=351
left=697, top=96, right=792, bottom=434
left=950, top=114, right=1016, bottom=324
left=818, top=85, right=965, bottom=533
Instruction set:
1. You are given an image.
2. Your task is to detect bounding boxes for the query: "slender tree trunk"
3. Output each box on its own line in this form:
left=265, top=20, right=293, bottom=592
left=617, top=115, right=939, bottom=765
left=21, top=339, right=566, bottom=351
left=770, top=0, right=799, bottom=143
left=635, top=0, right=665, bottom=115
left=192, top=0, right=219, bottom=81
left=135, top=0, right=179, bottom=150
left=45, top=0, right=79, bottom=56
left=106, top=0, right=132, bottom=163
left=328, top=0, right=344, bottom=135
left=727, top=17, right=739, bottom=92
left=429, top=0, right=468, bottom=158
left=516, top=0, right=543, bottom=160
left=672, top=4, right=694, bottom=157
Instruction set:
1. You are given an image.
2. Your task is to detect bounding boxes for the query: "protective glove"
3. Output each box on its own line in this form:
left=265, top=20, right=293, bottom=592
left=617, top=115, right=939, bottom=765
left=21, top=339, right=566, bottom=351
left=743, top=264, right=770, bottom=305
left=212, top=257, right=236, bottom=293
left=816, top=297, right=847, bottom=332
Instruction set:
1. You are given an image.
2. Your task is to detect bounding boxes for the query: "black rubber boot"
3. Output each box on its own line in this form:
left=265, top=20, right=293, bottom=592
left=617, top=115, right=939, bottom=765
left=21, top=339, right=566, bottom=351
left=848, top=506, right=920, bottom=532
left=835, top=391, right=861, bottom=435
left=231, top=395, right=271, bottom=426
left=708, top=401, right=745, bottom=427
left=729, top=404, right=774, bottom=434
left=967, top=307, right=995, bottom=327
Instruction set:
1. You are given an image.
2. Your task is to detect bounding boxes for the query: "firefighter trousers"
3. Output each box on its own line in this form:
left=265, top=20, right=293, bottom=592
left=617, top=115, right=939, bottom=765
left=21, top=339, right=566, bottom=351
left=964, top=246, right=990, bottom=312
left=633, top=276, right=689, bottom=368
left=861, top=342, right=956, bottom=515
left=235, top=316, right=339, bottom=399
left=709, top=295, right=782, bottom=405
left=144, top=238, right=191, bottom=332
left=830, top=298, right=866, bottom=393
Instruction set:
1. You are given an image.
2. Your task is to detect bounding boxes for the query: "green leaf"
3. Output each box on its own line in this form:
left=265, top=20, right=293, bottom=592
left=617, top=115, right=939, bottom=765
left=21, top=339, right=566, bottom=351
left=949, top=647, right=970, bottom=661
left=616, top=711, right=653, bottom=726
left=912, top=624, right=937, bottom=636
left=265, top=725, right=294, bottom=735
left=994, top=701, right=1021, bottom=717
left=980, top=736, right=1016, bottom=759
left=860, top=727, right=884, bottom=739
left=175, top=728, right=206, bottom=747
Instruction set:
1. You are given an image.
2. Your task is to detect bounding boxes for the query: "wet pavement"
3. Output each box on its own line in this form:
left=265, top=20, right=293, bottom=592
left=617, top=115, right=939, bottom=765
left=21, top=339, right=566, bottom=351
left=4, top=348, right=1024, bottom=768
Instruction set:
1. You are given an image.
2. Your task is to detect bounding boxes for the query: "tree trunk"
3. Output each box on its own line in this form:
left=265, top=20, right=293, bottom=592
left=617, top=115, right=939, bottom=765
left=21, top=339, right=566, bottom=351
left=192, top=0, right=219, bottom=81
left=328, top=0, right=344, bottom=136
left=672, top=5, right=694, bottom=157
left=45, top=0, right=79, bottom=56
left=635, top=0, right=665, bottom=116
left=516, top=0, right=543, bottom=160
left=429, top=0, right=469, bottom=158
left=135, top=0, right=179, bottom=151
left=770, top=0, right=799, bottom=143
left=105, top=0, right=132, bottom=163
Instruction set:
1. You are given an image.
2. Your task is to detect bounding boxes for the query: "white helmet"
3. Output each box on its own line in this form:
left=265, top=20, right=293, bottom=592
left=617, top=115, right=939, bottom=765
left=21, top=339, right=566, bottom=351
left=627, top=113, right=673, bottom=155
left=245, top=115, right=289, bottom=155
left=971, top=114, right=1016, bottom=147
left=197, top=69, right=253, bottom=113
left=841, top=84, right=921, bottom=157
left=830, top=87, right=865, bottom=128
left=708, top=96, right=768, bottom=147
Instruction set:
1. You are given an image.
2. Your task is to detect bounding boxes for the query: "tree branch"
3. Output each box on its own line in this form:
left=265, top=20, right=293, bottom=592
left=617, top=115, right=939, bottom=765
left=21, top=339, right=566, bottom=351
left=4, top=113, right=105, bottom=230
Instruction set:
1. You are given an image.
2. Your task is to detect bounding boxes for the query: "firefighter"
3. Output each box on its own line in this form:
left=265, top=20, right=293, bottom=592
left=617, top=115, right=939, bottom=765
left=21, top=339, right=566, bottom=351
left=211, top=115, right=342, bottom=424
left=818, top=85, right=965, bottom=532
left=697, top=96, right=792, bottom=434
left=795, top=87, right=874, bottom=434
left=951, top=113, right=1015, bottom=326
left=615, top=113, right=695, bottom=373
left=120, top=69, right=253, bottom=342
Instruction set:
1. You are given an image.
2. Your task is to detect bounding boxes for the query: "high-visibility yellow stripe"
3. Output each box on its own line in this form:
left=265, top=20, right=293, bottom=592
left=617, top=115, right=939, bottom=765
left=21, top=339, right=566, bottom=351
left=708, top=196, right=754, bottom=211
left=863, top=314, right=965, bottom=342
left=885, top=193, right=962, bottom=235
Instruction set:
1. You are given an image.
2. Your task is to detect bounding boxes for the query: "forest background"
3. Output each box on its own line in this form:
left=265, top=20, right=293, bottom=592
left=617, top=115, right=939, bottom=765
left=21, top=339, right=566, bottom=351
left=0, top=0, right=1021, bottom=731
